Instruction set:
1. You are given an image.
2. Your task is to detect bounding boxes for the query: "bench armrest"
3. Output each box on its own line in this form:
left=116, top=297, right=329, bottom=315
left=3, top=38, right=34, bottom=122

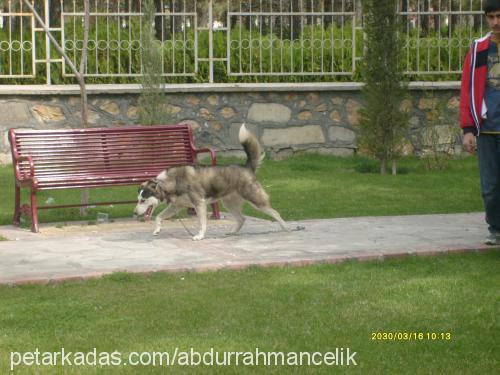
left=193, top=147, right=217, bottom=166
left=13, top=155, right=35, bottom=183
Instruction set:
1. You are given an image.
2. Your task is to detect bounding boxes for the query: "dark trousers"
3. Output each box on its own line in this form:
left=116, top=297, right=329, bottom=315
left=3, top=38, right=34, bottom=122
left=477, top=134, right=500, bottom=234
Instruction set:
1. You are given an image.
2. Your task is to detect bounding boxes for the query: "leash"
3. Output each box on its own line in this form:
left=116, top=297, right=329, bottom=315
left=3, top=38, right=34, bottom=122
left=177, top=221, right=306, bottom=237
left=178, top=217, right=196, bottom=237
left=225, top=225, right=306, bottom=237
left=176, top=215, right=305, bottom=237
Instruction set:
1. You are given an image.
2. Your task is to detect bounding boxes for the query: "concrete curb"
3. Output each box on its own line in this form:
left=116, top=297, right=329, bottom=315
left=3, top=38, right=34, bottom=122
left=2, top=246, right=492, bottom=287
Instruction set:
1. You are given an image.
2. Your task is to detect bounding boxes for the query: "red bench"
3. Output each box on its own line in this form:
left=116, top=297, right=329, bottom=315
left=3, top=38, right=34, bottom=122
left=8, top=124, right=220, bottom=232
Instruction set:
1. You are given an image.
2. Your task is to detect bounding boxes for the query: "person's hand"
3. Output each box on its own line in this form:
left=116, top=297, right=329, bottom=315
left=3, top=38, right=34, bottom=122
left=462, top=132, right=477, bottom=154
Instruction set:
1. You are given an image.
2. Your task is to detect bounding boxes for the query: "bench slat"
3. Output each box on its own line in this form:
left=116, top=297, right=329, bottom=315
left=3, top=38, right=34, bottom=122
left=17, top=156, right=194, bottom=175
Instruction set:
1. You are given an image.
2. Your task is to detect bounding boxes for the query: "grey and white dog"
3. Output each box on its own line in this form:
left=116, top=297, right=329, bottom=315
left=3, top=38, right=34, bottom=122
left=134, top=124, right=289, bottom=240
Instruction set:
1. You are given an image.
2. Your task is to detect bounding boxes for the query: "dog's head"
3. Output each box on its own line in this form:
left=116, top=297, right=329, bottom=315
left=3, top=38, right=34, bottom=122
left=133, top=179, right=164, bottom=220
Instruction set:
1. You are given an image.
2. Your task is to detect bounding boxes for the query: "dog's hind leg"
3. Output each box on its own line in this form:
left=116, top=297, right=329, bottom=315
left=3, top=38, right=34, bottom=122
left=255, top=205, right=290, bottom=232
left=222, top=194, right=245, bottom=235
left=153, top=203, right=181, bottom=236
left=242, top=185, right=290, bottom=232
left=192, top=199, right=208, bottom=241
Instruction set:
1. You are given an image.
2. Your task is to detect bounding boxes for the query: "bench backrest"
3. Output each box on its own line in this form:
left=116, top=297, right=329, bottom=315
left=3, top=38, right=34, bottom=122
left=9, top=124, right=197, bottom=182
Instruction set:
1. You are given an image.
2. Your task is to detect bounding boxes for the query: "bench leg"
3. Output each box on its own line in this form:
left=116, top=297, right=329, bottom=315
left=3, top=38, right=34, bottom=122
left=211, top=202, right=220, bottom=220
left=13, top=185, right=21, bottom=226
left=30, top=189, right=39, bottom=233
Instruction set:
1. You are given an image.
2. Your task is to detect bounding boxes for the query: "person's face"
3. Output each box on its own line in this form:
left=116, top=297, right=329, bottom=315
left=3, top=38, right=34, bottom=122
left=486, top=11, right=500, bottom=35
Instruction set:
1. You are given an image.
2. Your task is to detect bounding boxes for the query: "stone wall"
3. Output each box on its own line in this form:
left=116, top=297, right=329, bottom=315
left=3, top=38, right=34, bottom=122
left=0, top=83, right=462, bottom=165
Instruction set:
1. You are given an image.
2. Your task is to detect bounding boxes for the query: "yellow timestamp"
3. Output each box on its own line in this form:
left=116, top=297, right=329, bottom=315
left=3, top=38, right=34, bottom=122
left=371, top=332, right=452, bottom=341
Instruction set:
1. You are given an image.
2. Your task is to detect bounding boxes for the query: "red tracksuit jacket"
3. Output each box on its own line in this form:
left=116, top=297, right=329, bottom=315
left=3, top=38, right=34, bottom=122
left=460, top=32, right=491, bottom=135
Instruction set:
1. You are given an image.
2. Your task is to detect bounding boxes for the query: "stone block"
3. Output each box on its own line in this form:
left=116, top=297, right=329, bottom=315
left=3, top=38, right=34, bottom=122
left=210, top=121, right=223, bottom=131
left=346, top=99, right=361, bottom=126
left=0, top=102, right=32, bottom=126
left=297, top=111, right=312, bottom=121
left=32, top=105, right=66, bottom=122
left=315, top=103, right=328, bottom=112
left=207, top=95, right=219, bottom=106
left=329, top=110, right=342, bottom=124
left=418, top=97, right=438, bottom=110
left=99, top=101, right=120, bottom=116
left=409, top=116, right=420, bottom=128
left=247, top=103, right=291, bottom=123
left=74, top=110, right=101, bottom=125
left=306, top=93, right=320, bottom=102
left=220, top=107, right=235, bottom=119
left=306, top=147, right=355, bottom=157
left=199, top=108, right=215, bottom=120
left=185, top=95, right=201, bottom=106
left=400, top=99, right=413, bottom=113
left=262, top=125, right=325, bottom=147
left=271, top=147, right=294, bottom=160
left=164, top=104, right=182, bottom=115
left=447, top=96, right=460, bottom=110
left=331, top=97, right=344, bottom=106
left=401, top=141, right=415, bottom=156
left=68, top=97, right=81, bottom=107
left=328, top=126, right=356, bottom=146
left=127, top=106, right=139, bottom=119
left=2, top=128, right=10, bottom=150
left=0, top=152, right=12, bottom=165
left=422, top=125, right=456, bottom=147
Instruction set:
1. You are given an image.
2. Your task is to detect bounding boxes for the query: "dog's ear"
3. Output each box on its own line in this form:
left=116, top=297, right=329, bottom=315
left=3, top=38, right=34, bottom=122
left=138, top=180, right=149, bottom=193
left=153, top=179, right=167, bottom=201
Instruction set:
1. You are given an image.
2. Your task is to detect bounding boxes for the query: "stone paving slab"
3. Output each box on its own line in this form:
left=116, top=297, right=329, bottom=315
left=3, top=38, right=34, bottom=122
left=0, top=213, right=494, bottom=285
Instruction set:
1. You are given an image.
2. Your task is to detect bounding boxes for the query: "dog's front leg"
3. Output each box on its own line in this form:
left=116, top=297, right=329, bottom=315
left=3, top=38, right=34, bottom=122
left=192, top=200, right=207, bottom=241
left=153, top=203, right=180, bottom=236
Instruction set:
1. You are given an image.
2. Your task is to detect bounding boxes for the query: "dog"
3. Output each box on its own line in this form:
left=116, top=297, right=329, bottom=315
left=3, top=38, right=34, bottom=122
left=133, top=124, right=289, bottom=240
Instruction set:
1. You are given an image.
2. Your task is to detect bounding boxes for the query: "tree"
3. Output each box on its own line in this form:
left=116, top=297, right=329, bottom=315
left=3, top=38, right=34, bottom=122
left=358, top=0, right=409, bottom=175
left=138, top=0, right=170, bottom=125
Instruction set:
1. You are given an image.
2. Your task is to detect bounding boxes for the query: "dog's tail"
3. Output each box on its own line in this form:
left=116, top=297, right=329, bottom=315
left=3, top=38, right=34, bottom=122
left=239, top=123, right=264, bottom=172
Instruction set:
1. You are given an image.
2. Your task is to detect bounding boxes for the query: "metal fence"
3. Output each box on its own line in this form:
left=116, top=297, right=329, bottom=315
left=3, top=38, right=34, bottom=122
left=399, top=0, right=485, bottom=77
left=0, top=0, right=488, bottom=84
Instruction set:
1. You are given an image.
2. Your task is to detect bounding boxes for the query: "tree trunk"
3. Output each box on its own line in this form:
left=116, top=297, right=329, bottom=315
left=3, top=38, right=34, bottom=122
left=380, top=158, right=387, bottom=175
left=79, top=0, right=90, bottom=128
left=290, top=0, right=301, bottom=40
left=80, top=188, right=90, bottom=216
left=49, top=0, right=61, bottom=28
left=392, top=160, right=397, bottom=175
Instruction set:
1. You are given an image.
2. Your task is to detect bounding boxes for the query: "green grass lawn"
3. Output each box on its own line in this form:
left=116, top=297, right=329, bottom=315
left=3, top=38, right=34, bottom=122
left=0, top=154, right=484, bottom=226
left=0, top=251, right=498, bottom=374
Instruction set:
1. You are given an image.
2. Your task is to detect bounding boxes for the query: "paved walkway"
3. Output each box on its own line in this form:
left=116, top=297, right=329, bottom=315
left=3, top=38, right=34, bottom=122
left=0, top=213, right=494, bottom=285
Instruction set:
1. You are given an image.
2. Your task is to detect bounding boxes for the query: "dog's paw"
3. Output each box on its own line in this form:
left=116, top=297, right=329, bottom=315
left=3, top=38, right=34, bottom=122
left=192, top=234, right=205, bottom=241
left=153, top=228, right=161, bottom=236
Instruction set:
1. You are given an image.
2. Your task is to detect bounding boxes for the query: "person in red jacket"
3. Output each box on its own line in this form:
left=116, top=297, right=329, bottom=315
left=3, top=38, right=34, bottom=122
left=460, top=0, right=500, bottom=245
